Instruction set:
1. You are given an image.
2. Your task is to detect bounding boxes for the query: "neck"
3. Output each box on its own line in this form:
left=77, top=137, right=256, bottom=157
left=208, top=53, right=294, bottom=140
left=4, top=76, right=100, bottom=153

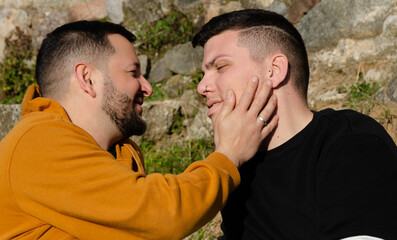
left=261, top=89, right=313, bottom=151
left=60, top=96, right=121, bottom=151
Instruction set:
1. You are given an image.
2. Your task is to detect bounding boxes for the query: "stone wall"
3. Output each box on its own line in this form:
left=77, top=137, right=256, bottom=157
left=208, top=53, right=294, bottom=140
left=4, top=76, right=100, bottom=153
left=0, top=104, right=20, bottom=140
left=1, top=0, right=397, bottom=143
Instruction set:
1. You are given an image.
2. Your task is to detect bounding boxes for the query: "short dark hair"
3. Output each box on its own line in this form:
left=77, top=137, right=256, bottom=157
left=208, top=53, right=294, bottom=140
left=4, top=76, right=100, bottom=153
left=35, top=20, right=136, bottom=98
left=192, top=9, right=309, bottom=100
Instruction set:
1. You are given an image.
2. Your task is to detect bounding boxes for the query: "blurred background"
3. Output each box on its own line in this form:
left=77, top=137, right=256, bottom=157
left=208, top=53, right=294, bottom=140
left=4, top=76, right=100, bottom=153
left=0, top=0, right=396, bottom=238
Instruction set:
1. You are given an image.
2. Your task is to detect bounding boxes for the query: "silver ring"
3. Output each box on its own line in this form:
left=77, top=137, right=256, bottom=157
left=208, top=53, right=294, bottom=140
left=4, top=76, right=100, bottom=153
left=258, top=116, right=267, bottom=126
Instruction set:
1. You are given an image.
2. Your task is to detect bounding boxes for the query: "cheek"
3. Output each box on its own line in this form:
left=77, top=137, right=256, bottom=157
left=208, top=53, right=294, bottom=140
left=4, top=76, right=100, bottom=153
left=125, top=82, right=141, bottom=98
left=219, top=74, right=247, bottom=103
left=217, top=81, right=228, bottom=98
left=215, top=64, right=260, bottom=101
left=232, top=68, right=263, bottom=103
left=235, top=88, right=245, bottom=104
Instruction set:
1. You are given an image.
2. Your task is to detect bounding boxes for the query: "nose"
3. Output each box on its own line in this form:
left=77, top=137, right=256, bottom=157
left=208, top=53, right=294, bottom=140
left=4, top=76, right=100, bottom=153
left=140, top=75, right=153, bottom=97
left=197, top=74, right=209, bottom=96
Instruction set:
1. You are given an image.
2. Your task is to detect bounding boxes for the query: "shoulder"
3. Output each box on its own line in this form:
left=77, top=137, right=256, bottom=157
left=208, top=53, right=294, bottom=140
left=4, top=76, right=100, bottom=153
left=316, top=108, right=378, bottom=128
left=314, top=108, right=396, bottom=157
left=315, top=109, right=397, bottom=190
left=2, top=111, right=100, bottom=162
left=17, top=111, right=94, bottom=141
left=314, top=111, right=397, bottom=238
left=313, top=109, right=397, bottom=188
left=314, top=108, right=391, bottom=140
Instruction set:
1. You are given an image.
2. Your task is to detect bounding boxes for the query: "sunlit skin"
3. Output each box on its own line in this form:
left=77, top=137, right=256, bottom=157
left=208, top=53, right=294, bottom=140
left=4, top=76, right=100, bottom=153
left=105, top=34, right=153, bottom=119
left=197, top=30, right=313, bottom=150
left=66, top=34, right=154, bottom=150
left=198, top=30, right=267, bottom=125
left=99, top=34, right=153, bottom=138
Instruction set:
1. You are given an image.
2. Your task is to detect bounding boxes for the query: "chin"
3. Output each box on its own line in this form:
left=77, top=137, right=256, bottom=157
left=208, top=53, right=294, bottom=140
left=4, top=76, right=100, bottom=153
left=210, top=115, right=217, bottom=126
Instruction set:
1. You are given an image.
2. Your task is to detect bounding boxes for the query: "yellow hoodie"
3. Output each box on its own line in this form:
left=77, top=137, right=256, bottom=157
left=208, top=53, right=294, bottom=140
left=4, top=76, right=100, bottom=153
left=0, top=85, right=240, bottom=240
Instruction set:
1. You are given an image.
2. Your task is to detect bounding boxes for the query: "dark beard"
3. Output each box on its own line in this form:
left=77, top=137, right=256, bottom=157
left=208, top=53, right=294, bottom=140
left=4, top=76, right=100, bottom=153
left=102, top=78, right=147, bottom=138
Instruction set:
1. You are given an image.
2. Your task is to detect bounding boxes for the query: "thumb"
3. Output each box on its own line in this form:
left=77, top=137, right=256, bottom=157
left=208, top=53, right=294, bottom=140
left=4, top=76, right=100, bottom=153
left=217, top=90, right=236, bottom=121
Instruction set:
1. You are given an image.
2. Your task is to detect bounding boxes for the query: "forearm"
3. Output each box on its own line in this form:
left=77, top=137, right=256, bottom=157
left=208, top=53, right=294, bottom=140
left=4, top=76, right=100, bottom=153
left=12, top=146, right=239, bottom=239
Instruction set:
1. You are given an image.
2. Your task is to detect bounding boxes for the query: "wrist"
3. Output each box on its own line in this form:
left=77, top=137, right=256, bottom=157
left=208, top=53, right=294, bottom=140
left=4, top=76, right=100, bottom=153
left=214, top=148, right=239, bottom=167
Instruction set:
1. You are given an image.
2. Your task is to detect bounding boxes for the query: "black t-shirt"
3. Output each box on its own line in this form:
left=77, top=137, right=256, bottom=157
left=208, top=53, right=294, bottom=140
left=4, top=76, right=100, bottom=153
left=221, top=109, right=397, bottom=240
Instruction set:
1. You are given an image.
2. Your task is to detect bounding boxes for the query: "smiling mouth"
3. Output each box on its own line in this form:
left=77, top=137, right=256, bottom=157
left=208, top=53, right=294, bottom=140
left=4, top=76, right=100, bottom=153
left=208, top=102, right=220, bottom=109
left=134, top=93, right=145, bottom=105
left=133, top=96, right=144, bottom=115
left=206, top=100, right=222, bottom=117
left=206, top=98, right=222, bottom=108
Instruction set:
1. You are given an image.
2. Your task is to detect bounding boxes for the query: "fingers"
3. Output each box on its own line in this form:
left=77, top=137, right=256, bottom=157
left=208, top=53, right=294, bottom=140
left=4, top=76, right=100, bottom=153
left=216, top=90, right=236, bottom=122
left=212, top=75, right=278, bottom=167
left=256, top=94, right=278, bottom=138
left=249, top=80, right=273, bottom=114
left=261, top=115, right=278, bottom=138
left=256, top=95, right=277, bottom=127
left=236, top=76, right=259, bottom=111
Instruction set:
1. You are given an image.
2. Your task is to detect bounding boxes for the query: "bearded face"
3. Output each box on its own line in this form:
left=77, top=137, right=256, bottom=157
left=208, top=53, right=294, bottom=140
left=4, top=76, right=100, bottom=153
left=101, top=76, right=147, bottom=138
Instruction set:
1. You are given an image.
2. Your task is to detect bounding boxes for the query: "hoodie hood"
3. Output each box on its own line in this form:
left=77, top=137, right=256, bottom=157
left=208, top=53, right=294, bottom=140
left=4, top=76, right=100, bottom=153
left=21, top=84, right=70, bottom=121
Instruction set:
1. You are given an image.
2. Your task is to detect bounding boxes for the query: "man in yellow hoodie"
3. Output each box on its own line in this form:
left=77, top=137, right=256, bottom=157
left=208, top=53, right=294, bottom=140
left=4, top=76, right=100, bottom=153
left=0, top=21, right=278, bottom=239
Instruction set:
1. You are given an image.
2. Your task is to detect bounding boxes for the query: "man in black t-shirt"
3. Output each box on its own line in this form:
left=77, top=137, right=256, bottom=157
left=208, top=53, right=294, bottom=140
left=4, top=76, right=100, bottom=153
left=192, top=9, right=397, bottom=240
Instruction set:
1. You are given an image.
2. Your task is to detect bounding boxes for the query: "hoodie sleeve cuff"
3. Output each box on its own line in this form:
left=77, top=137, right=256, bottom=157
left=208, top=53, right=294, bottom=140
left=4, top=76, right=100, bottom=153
left=204, top=152, right=241, bottom=188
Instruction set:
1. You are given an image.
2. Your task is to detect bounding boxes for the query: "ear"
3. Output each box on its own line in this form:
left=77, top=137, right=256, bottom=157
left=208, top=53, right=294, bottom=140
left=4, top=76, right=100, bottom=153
left=74, top=62, right=96, bottom=98
left=266, top=54, right=289, bottom=88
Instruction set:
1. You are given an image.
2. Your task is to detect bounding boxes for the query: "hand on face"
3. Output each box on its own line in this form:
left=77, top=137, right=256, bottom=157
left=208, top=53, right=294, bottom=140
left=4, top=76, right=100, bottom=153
left=213, top=76, right=278, bottom=167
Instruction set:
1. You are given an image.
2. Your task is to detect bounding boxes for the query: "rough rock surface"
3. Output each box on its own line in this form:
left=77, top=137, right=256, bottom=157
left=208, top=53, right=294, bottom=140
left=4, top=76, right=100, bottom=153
left=69, top=0, right=107, bottom=21
left=138, top=54, right=149, bottom=76
left=105, top=0, right=125, bottom=24
left=288, top=0, right=320, bottom=23
left=1, top=0, right=396, bottom=146
left=0, top=104, right=20, bottom=140
left=0, top=7, right=31, bottom=61
left=187, top=105, right=213, bottom=141
left=1, top=2, right=397, bottom=237
left=164, top=43, right=203, bottom=75
left=305, top=2, right=397, bottom=109
left=297, top=0, right=395, bottom=52
left=122, top=0, right=166, bottom=25
left=148, top=58, right=172, bottom=83
left=140, top=100, right=180, bottom=142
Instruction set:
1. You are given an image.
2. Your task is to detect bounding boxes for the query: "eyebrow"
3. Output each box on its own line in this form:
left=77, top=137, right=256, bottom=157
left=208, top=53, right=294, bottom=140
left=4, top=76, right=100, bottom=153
left=126, top=62, right=140, bottom=69
left=204, top=54, right=230, bottom=70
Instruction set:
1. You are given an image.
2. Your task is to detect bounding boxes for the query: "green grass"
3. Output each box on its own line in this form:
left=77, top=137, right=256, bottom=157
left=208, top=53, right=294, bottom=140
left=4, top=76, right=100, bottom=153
left=341, top=73, right=382, bottom=114
left=0, top=29, right=36, bottom=104
left=141, top=138, right=220, bottom=239
left=147, top=82, right=168, bottom=102
left=141, top=139, right=215, bottom=175
left=186, top=221, right=219, bottom=240
left=377, top=108, right=394, bottom=125
left=134, top=7, right=194, bottom=60
left=190, top=70, right=204, bottom=89
left=147, top=70, right=204, bottom=102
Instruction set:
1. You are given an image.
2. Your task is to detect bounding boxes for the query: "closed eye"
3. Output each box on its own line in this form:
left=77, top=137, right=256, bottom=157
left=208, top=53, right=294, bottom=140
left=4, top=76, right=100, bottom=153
left=214, top=59, right=228, bottom=72
left=130, top=70, right=140, bottom=78
left=216, top=64, right=227, bottom=73
left=216, top=64, right=226, bottom=72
